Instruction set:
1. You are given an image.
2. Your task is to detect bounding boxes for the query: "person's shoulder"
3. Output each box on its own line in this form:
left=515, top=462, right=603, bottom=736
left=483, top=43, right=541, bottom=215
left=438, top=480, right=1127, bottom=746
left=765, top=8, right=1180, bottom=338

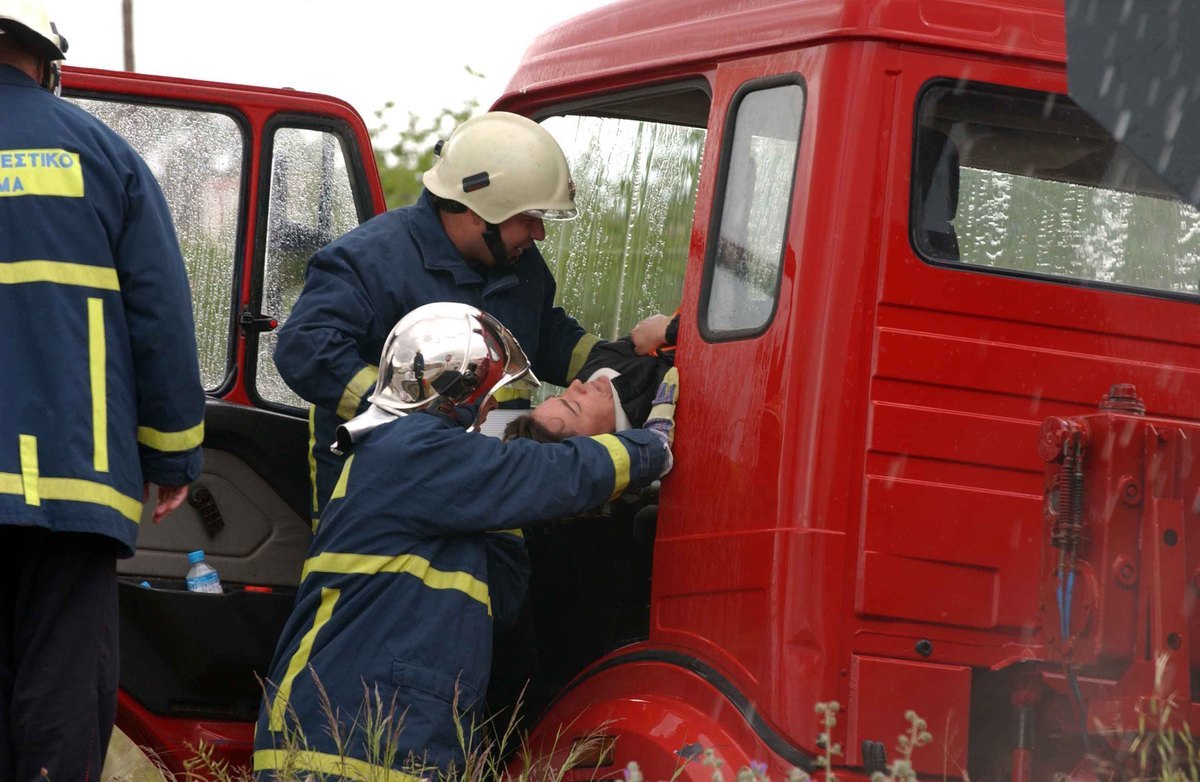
left=321, top=203, right=421, bottom=256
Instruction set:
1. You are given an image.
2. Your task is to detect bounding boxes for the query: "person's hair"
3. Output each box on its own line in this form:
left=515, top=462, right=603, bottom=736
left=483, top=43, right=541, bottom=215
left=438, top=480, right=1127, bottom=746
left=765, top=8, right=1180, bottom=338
left=503, top=414, right=565, bottom=444
left=429, top=192, right=469, bottom=214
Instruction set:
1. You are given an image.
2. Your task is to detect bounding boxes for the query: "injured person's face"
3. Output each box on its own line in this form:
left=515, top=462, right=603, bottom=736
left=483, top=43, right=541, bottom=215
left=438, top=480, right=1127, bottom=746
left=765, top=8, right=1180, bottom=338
left=531, top=376, right=618, bottom=437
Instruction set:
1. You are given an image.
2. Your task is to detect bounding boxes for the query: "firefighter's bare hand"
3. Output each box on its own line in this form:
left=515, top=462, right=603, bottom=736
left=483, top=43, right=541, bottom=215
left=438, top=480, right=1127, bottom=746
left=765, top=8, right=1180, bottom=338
left=144, top=483, right=190, bottom=524
left=631, top=314, right=672, bottom=356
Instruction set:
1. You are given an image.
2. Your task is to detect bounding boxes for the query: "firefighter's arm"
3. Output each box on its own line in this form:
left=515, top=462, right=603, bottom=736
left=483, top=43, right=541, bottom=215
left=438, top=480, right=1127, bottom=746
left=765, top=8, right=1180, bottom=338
left=403, top=372, right=679, bottom=535
left=115, top=157, right=206, bottom=489
left=273, top=246, right=384, bottom=420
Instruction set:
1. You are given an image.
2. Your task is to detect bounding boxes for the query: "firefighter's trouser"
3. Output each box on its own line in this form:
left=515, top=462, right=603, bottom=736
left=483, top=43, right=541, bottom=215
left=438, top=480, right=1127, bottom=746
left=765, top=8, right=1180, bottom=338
left=0, top=526, right=119, bottom=782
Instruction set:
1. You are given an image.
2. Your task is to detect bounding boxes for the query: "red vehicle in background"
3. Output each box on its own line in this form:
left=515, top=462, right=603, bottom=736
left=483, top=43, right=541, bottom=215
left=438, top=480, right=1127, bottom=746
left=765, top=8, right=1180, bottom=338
left=71, top=1, right=1200, bottom=780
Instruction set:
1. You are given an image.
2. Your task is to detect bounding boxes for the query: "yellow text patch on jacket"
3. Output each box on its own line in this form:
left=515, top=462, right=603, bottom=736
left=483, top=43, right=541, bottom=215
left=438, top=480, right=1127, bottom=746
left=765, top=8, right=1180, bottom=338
left=0, top=149, right=84, bottom=198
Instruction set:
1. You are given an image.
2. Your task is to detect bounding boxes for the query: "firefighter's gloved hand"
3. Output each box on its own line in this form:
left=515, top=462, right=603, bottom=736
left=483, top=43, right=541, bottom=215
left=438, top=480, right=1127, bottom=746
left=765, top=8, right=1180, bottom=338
left=643, top=367, right=679, bottom=449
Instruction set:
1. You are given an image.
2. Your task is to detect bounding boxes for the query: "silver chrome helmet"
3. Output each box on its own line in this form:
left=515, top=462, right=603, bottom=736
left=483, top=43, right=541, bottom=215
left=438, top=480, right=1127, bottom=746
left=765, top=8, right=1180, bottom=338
left=335, top=302, right=539, bottom=452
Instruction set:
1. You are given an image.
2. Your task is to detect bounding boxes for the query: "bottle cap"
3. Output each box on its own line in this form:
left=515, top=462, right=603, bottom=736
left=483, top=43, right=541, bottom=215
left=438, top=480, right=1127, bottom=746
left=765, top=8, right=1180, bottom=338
left=187, top=550, right=205, bottom=564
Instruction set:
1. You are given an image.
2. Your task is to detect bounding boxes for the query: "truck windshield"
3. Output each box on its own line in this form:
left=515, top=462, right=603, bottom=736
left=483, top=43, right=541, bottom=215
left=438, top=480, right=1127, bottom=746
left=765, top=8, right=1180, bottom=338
left=912, top=81, right=1200, bottom=300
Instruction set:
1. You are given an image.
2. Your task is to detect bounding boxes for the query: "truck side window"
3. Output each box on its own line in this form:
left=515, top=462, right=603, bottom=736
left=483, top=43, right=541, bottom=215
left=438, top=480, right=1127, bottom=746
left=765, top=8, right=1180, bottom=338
left=913, top=81, right=1200, bottom=300
left=257, top=126, right=361, bottom=408
left=702, top=81, right=805, bottom=338
left=539, top=108, right=706, bottom=384
left=70, top=98, right=243, bottom=391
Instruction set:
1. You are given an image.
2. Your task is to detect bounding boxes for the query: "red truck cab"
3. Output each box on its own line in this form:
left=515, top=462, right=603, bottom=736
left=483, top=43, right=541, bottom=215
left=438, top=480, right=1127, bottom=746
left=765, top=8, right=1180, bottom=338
left=68, top=1, right=1200, bottom=779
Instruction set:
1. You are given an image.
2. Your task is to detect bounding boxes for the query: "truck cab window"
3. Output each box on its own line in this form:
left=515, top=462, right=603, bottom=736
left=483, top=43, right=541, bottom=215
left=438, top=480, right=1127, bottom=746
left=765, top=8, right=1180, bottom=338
left=256, top=126, right=362, bottom=408
left=702, top=81, right=805, bottom=338
left=913, top=81, right=1200, bottom=299
left=539, top=104, right=706, bottom=389
left=70, top=98, right=242, bottom=391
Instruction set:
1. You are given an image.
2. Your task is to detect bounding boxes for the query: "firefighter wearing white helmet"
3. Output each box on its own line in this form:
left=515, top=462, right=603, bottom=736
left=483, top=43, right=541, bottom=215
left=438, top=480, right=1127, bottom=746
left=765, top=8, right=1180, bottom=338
left=0, top=1, right=206, bottom=779
left=0, top=0, right=67, bottom=93
left=255, top=302, right=677, bottom=779
left=274, top=112, right=603, bottom=527
left=424, top=111, right=578, bottom=266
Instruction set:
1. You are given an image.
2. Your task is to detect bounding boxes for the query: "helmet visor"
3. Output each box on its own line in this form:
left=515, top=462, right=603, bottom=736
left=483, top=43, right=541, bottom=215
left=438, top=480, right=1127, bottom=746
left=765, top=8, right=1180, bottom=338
left=522, top=207, right=578, bottom=221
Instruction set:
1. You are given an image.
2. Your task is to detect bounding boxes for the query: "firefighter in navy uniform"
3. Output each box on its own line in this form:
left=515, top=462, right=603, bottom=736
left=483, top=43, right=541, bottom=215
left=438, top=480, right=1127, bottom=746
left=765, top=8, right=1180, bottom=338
left=253, top=303, right=678, bottom=779
left=273, top=111, right=604, bottom=529
left=0, top=4, right=206, bottom=780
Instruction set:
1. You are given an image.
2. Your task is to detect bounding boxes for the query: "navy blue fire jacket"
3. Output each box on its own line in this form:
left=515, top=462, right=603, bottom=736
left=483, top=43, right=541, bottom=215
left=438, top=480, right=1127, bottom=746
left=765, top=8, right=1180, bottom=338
left=253, top=407, right=667, bottom=778
left=0, top=66, right=205, bottom=557
left=272, top=188, right=599, bottom=528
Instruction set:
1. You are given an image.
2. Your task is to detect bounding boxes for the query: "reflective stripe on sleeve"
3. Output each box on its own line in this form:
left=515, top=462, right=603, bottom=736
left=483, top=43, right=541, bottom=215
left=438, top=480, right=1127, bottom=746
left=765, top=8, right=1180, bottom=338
left=252, top=748, right=421, bottom=782
left=567, top=333, right=602, bottom=381
left=0, top=260, right=118, bottom=290
left=302, top=551, right=491, bottom=615
left=268, top=586, right=340, bottom=731
left=307, top=405, right=319, bottom=521
left=590, top=433, right=631, bottom=501
left=492, top=387, right=532, bottom=404
left=492, top=528, right=524, bottom=539
left=337, top=365, right=378, bottom=421
left=88, top=298, right=108, bottom=473
left=136, top=421, right=205, bottom=452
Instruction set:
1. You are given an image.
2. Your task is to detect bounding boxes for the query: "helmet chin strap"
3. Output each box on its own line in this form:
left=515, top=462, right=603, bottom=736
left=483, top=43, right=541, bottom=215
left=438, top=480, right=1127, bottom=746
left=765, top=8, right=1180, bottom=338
left=481, top=222, right=515, bottom=269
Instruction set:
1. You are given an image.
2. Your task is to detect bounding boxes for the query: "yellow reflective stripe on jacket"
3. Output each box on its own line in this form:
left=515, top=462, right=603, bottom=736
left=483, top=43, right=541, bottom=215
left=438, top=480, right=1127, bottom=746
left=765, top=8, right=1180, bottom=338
left=307, top=405, right=319, bottom=522
left=329, top=454, right=354, bottom=502
left=567, top=333, right=602, bottom=382
left=590, top=434, right=631, bottom=501
left=268, top=586, right=340, bottom=731
left=136, top=421, right=204, bottom=452
left=0, top=260, right=119, bottom=290
left=337, top=365, right=378, bottom=421
left=252, top=748, right=421, bottom=782
left=18, top=435, right=39, bottom=506
left=0, top=149, right=84, bottom=197
left=492, top=387, right=532, bottom=404
left=88, top=298, right=108, bottom=472
left=492, top=528, right=524, bottom=539
left=0, top=472, right=143, bottom=522
left=303, top=551, right=491, bottom=615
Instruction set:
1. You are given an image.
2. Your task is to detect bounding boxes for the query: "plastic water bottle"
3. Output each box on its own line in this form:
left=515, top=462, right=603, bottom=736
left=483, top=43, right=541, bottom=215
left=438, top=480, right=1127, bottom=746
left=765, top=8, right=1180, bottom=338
left=185, top=550, right=223, bottom=594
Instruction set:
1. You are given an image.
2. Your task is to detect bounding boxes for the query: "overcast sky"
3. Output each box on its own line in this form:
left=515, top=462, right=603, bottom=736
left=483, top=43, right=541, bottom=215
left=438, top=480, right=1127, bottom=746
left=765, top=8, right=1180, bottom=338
left=50, top=0, right=612, bottom=134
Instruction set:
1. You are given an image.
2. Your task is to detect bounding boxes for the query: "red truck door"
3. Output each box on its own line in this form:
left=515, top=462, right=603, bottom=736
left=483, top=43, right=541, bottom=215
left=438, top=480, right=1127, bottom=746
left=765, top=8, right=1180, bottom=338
left=60, top=65, right=386, bottom=774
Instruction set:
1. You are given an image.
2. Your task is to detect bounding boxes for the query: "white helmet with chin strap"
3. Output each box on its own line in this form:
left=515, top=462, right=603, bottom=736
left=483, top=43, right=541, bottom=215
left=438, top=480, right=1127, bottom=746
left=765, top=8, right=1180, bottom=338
left=335, top=302, right=540, bottom=452
left=0, top=0, right=67, bottom=94
left=423, top=112, right=577, bottom=267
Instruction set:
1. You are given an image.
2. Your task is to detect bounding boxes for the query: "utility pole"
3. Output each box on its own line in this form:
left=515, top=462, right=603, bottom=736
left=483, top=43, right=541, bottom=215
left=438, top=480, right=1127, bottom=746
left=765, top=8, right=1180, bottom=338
left=122, top=0, right=134, bottom=71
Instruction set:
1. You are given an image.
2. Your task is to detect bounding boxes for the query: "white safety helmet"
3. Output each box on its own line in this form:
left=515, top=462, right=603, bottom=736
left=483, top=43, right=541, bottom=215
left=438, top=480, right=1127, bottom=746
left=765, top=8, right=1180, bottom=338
left=0, top=0, right=67, bottom=94
left=422, top=112, right=577, bottom=225
left=335, top=302, right=540, bottom=452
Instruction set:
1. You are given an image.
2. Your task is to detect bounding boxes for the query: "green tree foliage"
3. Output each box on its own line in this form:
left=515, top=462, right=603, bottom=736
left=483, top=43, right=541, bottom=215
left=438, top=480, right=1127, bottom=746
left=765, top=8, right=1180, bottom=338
left=371, top=68, right=483, bottom=210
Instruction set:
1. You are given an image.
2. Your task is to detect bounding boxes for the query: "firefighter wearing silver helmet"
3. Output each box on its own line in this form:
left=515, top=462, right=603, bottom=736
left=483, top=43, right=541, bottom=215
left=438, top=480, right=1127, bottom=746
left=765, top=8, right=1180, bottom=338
left=334, top=302, right=541, bottom=450
left=255, top=303, right=677, bottom=778
left=0, top=1, right=206, bottom=779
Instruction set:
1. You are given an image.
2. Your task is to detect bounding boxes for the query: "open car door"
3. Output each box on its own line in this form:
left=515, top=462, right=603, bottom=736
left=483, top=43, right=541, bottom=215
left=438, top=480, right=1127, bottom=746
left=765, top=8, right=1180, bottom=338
left=61, top=65, right=386, bottom=774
